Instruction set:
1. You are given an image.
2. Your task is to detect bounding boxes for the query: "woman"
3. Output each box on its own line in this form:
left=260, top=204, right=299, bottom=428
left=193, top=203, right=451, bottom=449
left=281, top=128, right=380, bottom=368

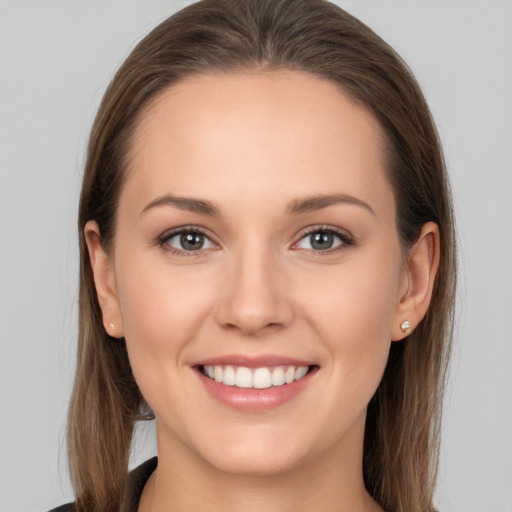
left=59, top=0, right=456, bottom=511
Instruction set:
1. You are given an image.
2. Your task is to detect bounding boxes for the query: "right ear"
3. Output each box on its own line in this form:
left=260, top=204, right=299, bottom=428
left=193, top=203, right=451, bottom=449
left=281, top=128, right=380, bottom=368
left=84, top=220, right=124, bottom=338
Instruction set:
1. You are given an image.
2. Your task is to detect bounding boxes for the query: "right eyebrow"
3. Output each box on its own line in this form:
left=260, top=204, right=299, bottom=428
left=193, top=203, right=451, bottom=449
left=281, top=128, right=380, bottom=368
left=139, top=195, right=221, bottom=217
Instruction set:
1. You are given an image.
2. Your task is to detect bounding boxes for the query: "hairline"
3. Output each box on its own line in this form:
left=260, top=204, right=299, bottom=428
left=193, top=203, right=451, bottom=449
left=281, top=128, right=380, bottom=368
left=113, top=66, right=401, bottom=243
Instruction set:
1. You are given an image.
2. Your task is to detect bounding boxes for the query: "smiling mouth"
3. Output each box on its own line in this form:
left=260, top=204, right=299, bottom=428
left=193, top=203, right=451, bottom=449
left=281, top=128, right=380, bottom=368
left=199, top=364, right=316, bottom=389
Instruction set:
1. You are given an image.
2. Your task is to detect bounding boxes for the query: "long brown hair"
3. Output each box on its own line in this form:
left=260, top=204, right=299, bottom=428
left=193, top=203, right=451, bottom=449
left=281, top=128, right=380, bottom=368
left=68, top=1, right=456, bottom=510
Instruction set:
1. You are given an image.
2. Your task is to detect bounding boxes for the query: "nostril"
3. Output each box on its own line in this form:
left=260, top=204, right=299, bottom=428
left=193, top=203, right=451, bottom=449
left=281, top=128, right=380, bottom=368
left=213, top=270, right=294, bottom=335
left=220, top=318, right=287, bottom=337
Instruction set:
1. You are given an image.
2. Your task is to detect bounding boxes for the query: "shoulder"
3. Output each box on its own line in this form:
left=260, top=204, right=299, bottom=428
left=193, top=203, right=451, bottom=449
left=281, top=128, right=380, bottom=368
left=48, top=457, right=157, bottom=512
left=48, top=504, right=75, bottom=512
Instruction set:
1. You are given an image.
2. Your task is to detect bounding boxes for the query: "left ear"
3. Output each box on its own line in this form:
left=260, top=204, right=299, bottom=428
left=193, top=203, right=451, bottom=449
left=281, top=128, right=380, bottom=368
left=392, top=221, right=440, bottom=341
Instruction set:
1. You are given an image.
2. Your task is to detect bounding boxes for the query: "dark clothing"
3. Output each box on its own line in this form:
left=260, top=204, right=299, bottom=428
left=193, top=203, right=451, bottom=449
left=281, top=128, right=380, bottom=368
left=48, top=457, right=158, bottom=512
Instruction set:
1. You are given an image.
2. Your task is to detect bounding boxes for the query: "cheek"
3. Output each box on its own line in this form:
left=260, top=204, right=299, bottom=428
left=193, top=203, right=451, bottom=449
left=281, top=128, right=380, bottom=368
left=299, top=252, right=401, bottom=335
left=113, top=252, right=221, bottom=422
left=296, top=252, right=402, bottom=385
left=114, top=251, right=217, bottom=363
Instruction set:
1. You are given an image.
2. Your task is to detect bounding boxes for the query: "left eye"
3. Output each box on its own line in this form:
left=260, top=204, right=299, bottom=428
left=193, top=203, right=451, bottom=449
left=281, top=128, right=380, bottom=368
left=162, top=230, right=216, bottom=252
left=294, top=229, right=348, bottom=251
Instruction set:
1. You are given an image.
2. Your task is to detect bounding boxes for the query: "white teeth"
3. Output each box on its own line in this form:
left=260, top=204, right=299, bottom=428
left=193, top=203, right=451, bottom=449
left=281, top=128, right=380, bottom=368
left=223, top=365, right=236, bottom=386
left=236, top=367, right=253, bottom=388
left=202, top=365, right=310, bottom=388
left=295, top=366, right=308, bottom=380
left=253, top=368, right=272, bottom=389
left=271, top=367, right=285, bottom=386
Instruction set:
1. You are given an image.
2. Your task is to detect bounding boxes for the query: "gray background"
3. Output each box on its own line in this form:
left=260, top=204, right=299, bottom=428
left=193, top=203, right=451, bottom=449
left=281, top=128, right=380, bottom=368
left=1, top=1, right=511, bottom=511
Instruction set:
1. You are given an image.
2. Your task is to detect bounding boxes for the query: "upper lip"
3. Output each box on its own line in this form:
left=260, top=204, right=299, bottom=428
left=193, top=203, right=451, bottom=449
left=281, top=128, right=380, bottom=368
left=193, top=354, right=316, bottom=368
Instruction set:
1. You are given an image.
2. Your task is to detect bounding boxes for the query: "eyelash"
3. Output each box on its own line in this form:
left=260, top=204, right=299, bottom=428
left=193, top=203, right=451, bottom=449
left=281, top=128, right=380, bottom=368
left=158, top=226, right=215, bottom=256
left=157, top=225, right=354, bottom=256
left=292, top=226, right=354, bottom=254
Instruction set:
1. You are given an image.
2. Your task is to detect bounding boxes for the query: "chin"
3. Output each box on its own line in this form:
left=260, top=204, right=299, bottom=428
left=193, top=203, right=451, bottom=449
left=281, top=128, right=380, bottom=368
left=182, top=423, right=319, bottom=477
left=203, top=445, right=308, bottom=477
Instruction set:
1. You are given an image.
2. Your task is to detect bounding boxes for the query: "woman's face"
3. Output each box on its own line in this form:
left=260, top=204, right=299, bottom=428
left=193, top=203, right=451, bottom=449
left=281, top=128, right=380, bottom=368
left=96, top=70, right=412, bottom=475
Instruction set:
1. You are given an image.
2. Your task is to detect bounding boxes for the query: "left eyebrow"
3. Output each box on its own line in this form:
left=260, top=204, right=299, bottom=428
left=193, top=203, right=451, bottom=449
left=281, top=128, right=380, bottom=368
left=286, top=194, right=376, bottom=216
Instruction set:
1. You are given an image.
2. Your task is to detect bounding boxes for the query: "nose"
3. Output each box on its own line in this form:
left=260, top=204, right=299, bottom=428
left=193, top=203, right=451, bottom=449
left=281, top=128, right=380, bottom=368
left=214, top=245, right=293, bottom=336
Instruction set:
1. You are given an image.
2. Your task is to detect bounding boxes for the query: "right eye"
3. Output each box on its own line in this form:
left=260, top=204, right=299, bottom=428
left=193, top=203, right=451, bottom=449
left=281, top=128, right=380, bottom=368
left=159, top=228, right=216, bottom=255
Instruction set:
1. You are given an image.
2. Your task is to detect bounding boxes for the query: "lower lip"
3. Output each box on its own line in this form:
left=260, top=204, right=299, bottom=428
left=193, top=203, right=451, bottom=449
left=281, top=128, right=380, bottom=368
left=196, top=367, right=316, bottom=412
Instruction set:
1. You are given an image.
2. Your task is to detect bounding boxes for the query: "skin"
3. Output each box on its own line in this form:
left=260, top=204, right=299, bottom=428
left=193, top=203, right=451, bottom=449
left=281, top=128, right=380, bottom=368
left=86, top=70, right=439, bottom=512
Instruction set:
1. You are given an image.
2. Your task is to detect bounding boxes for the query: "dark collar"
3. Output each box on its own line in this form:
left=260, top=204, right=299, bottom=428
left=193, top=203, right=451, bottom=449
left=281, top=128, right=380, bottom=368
left=123, top=457, right=158, bottom=512
left=48, top=457, right=158, bottom=512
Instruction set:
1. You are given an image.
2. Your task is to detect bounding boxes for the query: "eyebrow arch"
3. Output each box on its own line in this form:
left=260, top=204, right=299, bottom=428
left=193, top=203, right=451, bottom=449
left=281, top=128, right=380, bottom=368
left=140, top=193, right=374, bottom=217
left=140, top=195, right=220, bottom=217
left=286, top=194, right=375, bottom=216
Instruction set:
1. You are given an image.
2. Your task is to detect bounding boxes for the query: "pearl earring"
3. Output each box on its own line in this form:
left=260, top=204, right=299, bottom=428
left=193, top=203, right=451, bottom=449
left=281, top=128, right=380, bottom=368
left=109, top=323, right=116, bottom=331
left=400, top=320, right=410, bottom=333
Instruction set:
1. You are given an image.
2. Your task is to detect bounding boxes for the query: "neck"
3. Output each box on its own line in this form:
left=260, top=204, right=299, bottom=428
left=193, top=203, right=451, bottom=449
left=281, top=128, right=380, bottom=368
left=139, top=424, right=383, bottom=512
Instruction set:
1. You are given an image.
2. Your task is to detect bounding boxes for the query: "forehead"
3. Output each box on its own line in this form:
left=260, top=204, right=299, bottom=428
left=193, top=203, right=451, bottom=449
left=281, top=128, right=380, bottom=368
left=123, top=70, right=393, bottom=218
